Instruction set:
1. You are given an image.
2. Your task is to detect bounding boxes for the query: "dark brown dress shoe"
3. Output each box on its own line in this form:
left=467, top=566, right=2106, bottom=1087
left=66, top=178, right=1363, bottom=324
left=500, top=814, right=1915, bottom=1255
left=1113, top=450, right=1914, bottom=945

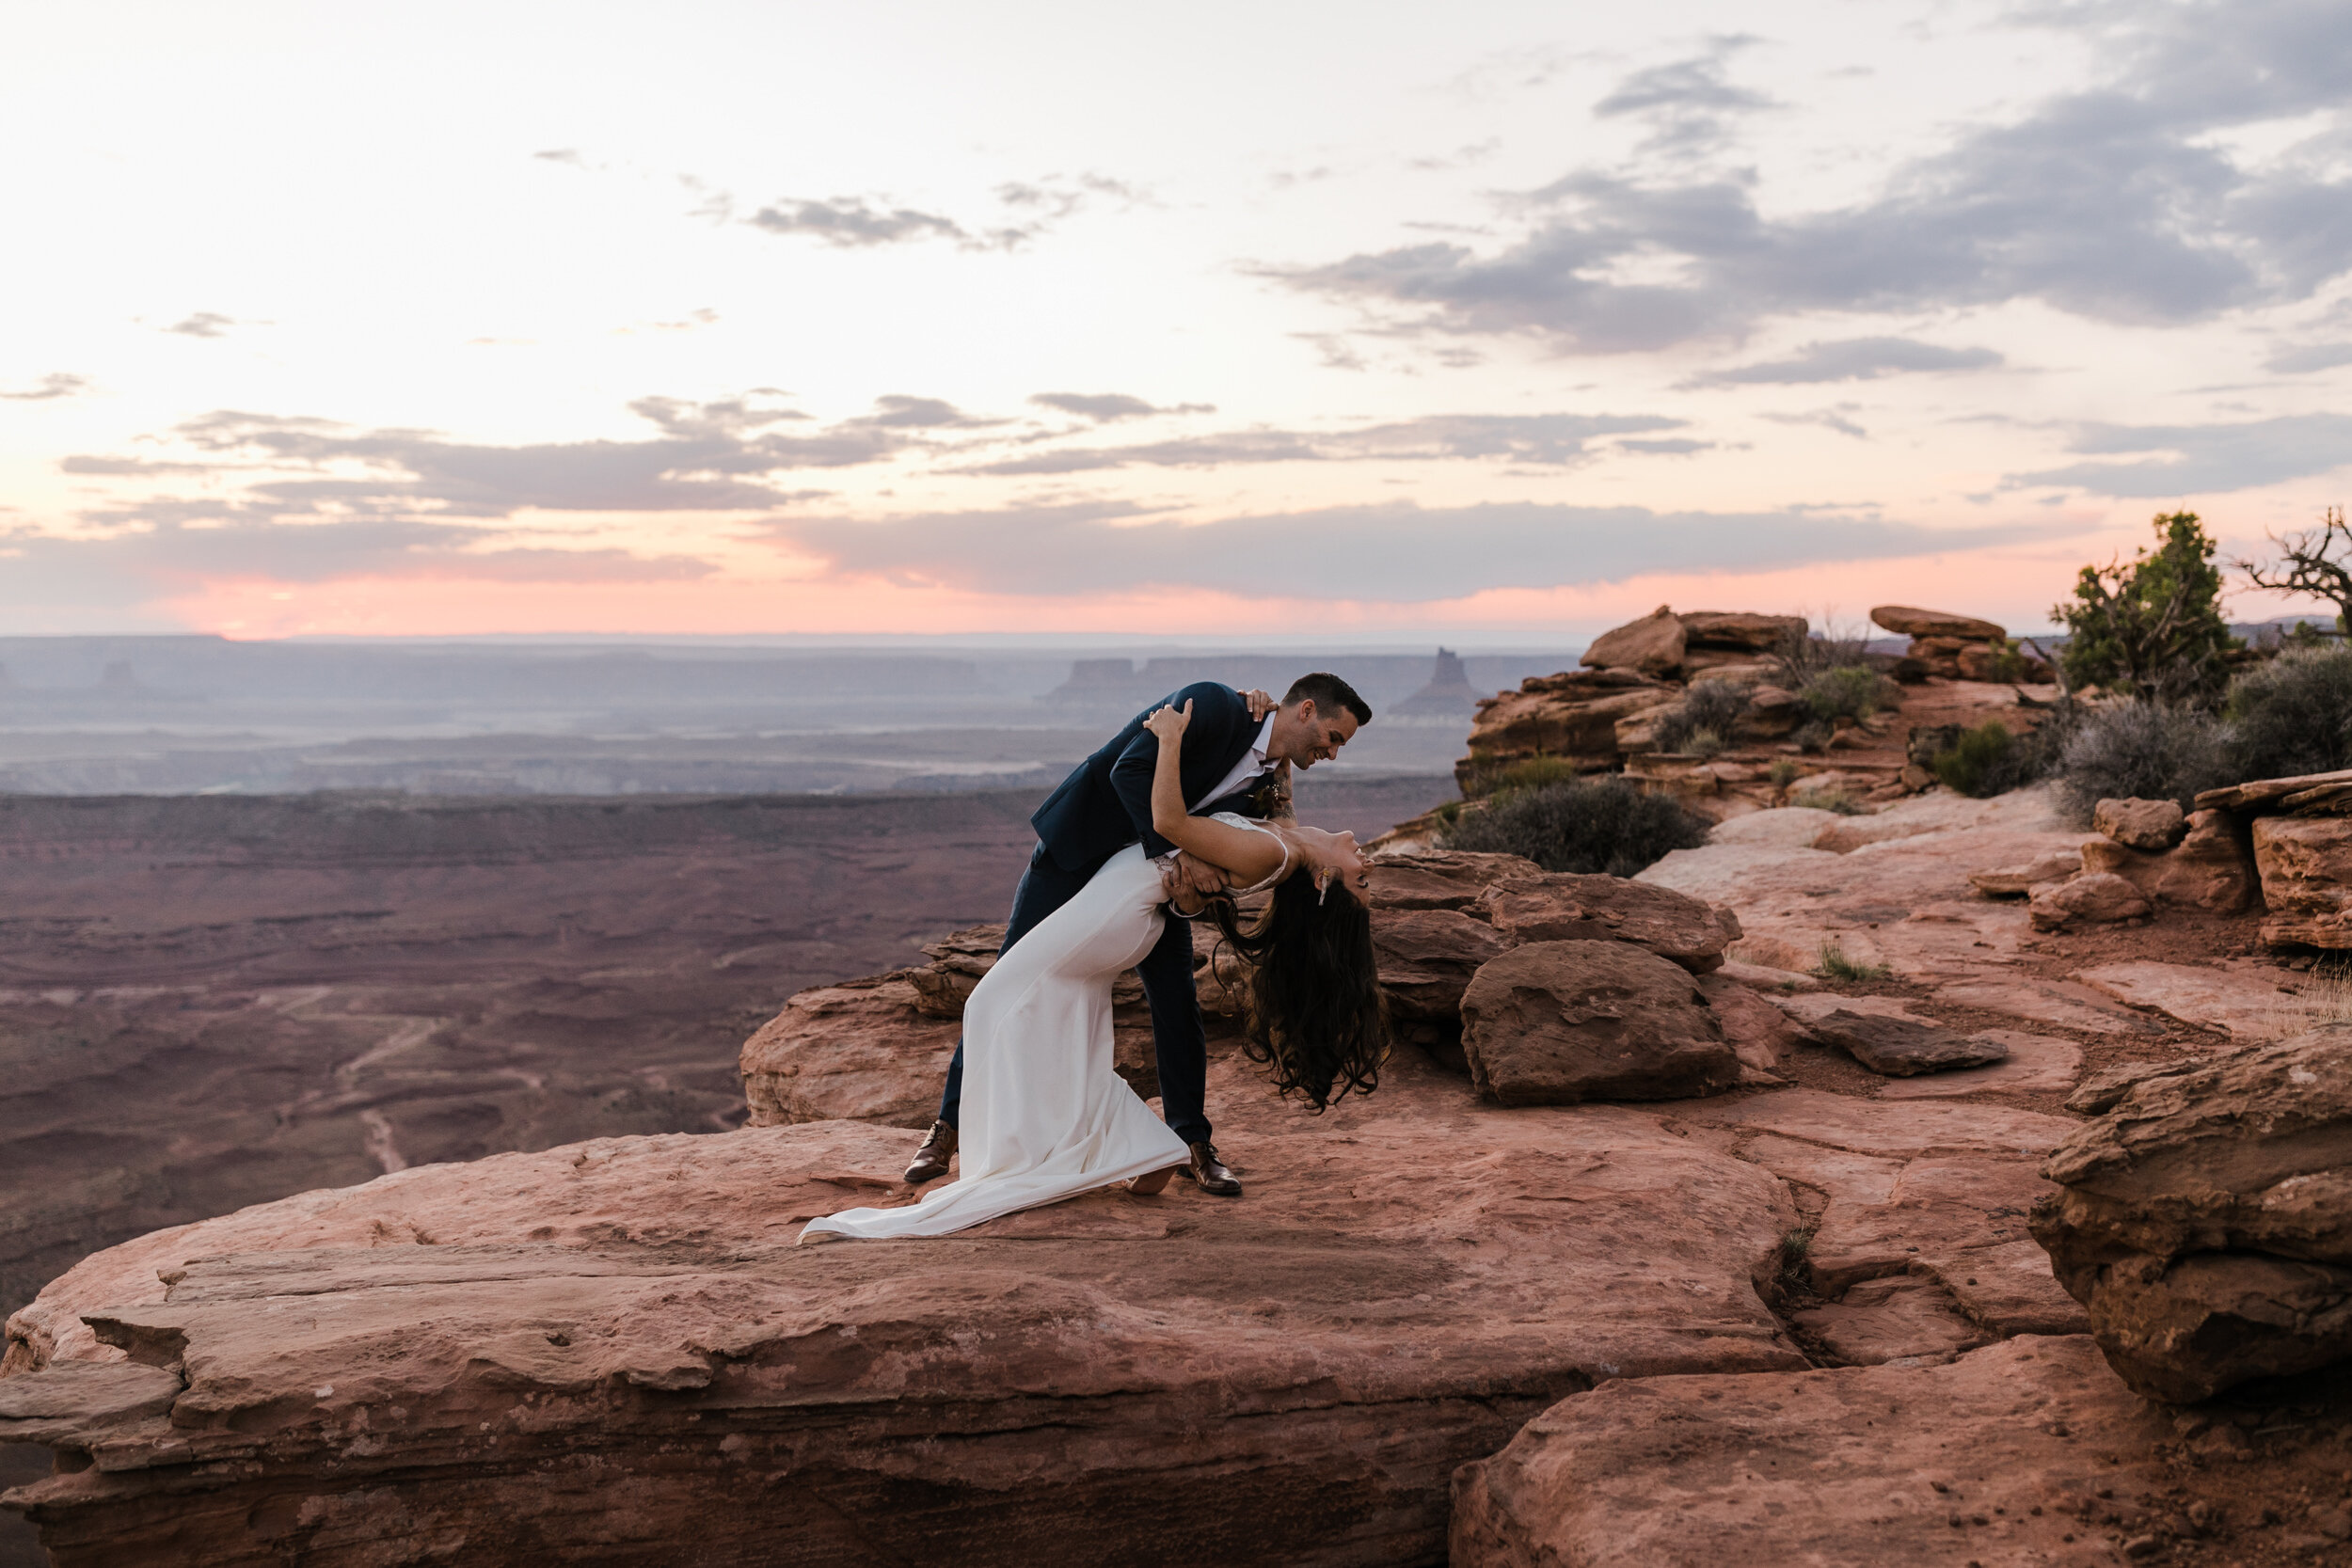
left=1184, top=1141, right=1242, bottom=1196
left=904, top=1120, right=957, bottom=1184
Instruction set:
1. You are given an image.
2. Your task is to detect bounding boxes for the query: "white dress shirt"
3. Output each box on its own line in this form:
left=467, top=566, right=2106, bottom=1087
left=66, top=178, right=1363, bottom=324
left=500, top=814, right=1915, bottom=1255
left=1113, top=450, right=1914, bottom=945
left=1191, top=712, right=1275, bottom=811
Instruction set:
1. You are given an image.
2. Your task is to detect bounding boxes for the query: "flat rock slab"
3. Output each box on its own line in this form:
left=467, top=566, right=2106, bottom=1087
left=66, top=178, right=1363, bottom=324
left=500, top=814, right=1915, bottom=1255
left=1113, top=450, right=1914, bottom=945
left=1775, top=993, right=2009, bottom=1076
left=1642, top=787, right=2076, bottom=981
left=1931, top=976, right=2162, bottom=1036
left=2074, top=959, right=2305, bottom=1039
left=0, top=1054, right=1805, bottom=1568
left=1791, top=1274, right=1989, bottom=1367
left=1453, top=1335, right=2169, bottom=1568
left=1878, top=1029, right=2083, bottom=1099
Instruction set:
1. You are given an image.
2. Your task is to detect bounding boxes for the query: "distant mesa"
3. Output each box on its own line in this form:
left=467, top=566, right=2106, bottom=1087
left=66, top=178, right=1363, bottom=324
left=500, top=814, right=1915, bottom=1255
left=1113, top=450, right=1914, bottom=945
left=1391, top=648, right=1480, bottom=717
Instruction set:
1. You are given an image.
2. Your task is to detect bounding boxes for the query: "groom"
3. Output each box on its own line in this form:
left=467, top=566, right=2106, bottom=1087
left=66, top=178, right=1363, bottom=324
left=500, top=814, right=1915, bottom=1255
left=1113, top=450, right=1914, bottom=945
left=905, top=672, right=1372, bottom=1196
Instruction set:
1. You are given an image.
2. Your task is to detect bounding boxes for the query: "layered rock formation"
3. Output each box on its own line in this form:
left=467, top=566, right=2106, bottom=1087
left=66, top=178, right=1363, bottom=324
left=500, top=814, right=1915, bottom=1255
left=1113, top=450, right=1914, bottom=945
left=1453, top=1337, right=2168, bottom=1566
left=2032, top=1029, right=2352, bottom=1402
left=0, top=1051, right=1811, bottom=1567
left=1869, top=604, right=2051, bottom=682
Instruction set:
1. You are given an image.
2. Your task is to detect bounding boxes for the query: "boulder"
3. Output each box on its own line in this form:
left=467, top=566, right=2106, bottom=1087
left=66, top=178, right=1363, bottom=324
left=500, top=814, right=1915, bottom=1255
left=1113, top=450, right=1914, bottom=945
left=2027, top=870, right=2151, bottom=930
left=1459, top=941, right=1740, bottom=1104
left=1370, top=908, right=1509, bottom=1024
left=907, top=923, right=1004, bottom=1016
left=2155, top=809, right=2257, bottom=911
left=1967, top=846, right=2082, bottom=895
left=2093, top=796, right=2186, bottom=851
left=1869, top=605, right=2007, bottom=641
left=2196, top=767, right=2352, bottom=814
left=0, top=1053, right=1808, bottom=1567
left=1785, top=1002, right=2010, bottom=1077
left=1476, top=874, right=1740, bottom=972
left=1578, top=606, right=1686, bottom=675
left=2032, top=1028, right=2352, bottom=1402
left=2253, top=814, right=2352, bottom=947
left=1457, top=672, right=1678, bottom=794
left=1451, top=1337, right=2168, bottom=1568
left=739, top=976, right=961, bottom=1128
left=1954, top=642, right=2004, bottom=680
left=1364, top=850, right=1540, bottom=911
left=1695, top=973, right=1809, bottom=1075
left=1677, top=610, right=1805, bottom=652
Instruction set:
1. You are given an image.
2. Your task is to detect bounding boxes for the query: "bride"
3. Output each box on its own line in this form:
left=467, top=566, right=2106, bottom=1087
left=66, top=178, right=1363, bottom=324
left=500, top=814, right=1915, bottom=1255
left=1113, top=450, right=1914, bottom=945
left=801, top=699, right=1389, bottom=1242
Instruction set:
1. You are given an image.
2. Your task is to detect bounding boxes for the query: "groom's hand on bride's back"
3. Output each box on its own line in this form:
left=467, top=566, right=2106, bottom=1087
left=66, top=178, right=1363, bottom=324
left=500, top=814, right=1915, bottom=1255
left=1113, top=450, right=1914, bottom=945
left=1161, top=851, right=1228, bottom=912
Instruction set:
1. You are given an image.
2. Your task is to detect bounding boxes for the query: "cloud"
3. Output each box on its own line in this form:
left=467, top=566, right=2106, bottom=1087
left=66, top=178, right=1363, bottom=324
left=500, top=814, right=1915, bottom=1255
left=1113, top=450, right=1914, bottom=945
left=2267, top=342, right=2352, bottom=373
left=163, top=312, right=240, bottom=339
left=1760, top=405, right=1870, bottom=440
left=1272, top=3, right=2352, bottom=351
left=2, top=517, right=715, bottom=586
left=957, top=411, right=1686, bottom=476
left=763, top=499, right=2040, bottom=602
left=63, top=400, right=918, bottom=527
left=843, top=394, right=996, bottom=430
left=2006, top=412, right=2352, bottom=495
left=1029, top=392, right=1216, bottom=422
left=1687, top=337, right=2003, bottom=387
left=748, top=197, right=981, bottom=248
left=0, top=372, right=88, bottom=401
left=1594, top=36, right=1776, bottom=155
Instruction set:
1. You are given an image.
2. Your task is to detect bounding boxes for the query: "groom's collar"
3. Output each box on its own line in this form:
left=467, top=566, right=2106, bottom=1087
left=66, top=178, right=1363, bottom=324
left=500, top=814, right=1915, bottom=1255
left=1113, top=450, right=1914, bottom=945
left=1247, top=710, right=1274, bottom=766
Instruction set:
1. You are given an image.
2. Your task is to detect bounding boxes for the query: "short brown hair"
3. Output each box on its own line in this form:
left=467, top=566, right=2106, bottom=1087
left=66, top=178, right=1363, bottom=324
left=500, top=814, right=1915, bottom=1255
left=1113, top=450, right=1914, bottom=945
left=1284, top=672, right=1372, bottom=726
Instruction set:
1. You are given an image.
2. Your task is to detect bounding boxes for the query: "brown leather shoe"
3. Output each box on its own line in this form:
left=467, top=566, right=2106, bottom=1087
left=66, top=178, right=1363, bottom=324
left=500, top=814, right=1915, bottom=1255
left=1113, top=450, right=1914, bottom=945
left=904, top=1120, right=957, bottom=1184
left=1184, top=1141, right=1241, bottom=1196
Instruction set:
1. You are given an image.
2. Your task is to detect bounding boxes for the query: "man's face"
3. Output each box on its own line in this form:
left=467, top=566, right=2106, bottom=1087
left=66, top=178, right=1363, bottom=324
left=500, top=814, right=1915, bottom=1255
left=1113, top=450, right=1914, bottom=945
left=1271, top=698, right=1359, bottom=769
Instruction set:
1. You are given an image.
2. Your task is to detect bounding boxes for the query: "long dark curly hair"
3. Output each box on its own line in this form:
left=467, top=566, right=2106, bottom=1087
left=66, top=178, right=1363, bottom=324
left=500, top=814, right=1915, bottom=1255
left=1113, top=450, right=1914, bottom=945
left=1203, top=868, right=1389, bottom=1111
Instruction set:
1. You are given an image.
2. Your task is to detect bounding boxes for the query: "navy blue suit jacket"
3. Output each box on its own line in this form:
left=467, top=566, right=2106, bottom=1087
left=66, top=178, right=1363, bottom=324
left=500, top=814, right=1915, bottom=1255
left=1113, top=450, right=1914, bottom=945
left=1030, top=682, right=1273, bottom=872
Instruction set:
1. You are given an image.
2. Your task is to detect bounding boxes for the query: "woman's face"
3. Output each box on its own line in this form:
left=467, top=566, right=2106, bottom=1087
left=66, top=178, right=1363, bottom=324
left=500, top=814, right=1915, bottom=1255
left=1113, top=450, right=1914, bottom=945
left=1301, top=828, right=1370, bottom=898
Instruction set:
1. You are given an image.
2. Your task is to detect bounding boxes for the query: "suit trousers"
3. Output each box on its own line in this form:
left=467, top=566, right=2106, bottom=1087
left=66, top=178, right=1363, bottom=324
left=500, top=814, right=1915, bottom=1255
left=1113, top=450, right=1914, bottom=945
left=936, top=842, right=1212, bottom=1148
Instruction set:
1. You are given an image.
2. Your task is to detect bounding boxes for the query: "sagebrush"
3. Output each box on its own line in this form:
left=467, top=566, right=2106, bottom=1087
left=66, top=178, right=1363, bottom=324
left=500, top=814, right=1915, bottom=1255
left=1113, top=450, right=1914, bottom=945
left=2223, top=645, right=2352, bottom=783
left=1438, top=776, right=1710, bottom=877
left=2054, top=699, right=2228, bottom=822
left=1654, top=680, right=1750, bottom=754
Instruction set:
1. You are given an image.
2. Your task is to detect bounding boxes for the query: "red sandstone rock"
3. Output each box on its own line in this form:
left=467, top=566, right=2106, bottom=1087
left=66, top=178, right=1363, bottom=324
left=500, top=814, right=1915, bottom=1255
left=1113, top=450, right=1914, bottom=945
left=1579, top=605, right=1686, bottom=674
left=1695, top=974, right=1808, bottom=1075
left=1370, top=908, right=1508, bottom=1024
left=1456, top=672, right=1677, bottom=794
left=2032, top=1029, right=2352, bottom=1402
left=739, top=975, right=961, bottom=1128
left=1677, top=610, right=1805, bottom=652
left=1869, top=605, right=2007, bottom=641
left=2028, top=870, right=2152, bottom=930
left=1477, top=874, right=1740, bottom=972
left=1363, top=850, right=1540, bottom=911
left=1968, top=846, right=2083, bottom=895
left=2093, top=796, right=2186, bottom=851
left=0, top=1053, right=1807, bottom=1566
left=1459, top=941, right=1740, bottom=1104
left=1790, top=1273, right=1989, bottom=1366
left=2253, top=814, right=2352, bottom=947
left=1451, top=1336, right=2167, bottom=1568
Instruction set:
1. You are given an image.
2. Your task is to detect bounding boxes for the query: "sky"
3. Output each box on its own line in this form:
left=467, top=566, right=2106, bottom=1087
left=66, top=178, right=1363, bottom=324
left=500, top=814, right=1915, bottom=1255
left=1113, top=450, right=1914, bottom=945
left=4, top=0, right=2350, bottom=644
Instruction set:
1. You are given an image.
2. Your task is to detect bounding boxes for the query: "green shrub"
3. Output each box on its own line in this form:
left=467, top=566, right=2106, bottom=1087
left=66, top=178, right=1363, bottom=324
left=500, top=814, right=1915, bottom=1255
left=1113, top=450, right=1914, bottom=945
left=1815, top=942, right=1892, bottom=982
left=1768, top=758, right=1800, bottom=789
left=1437, top=775, right=1710, bottom=877
left=1654, top=680, right=1750, bottom=754
left=1792, top=720, right=1834, bottom=753
left=2054, top=699, right=2227, bottom=823
left=1932, top=721, right=2025, bottom=798
left=1802, top=665, right=1883, bottom=724
left=1470, top=754, right=1580, bottom=796
left=2224, top=645, right=2352, bottom=782
left=2055, top=511, right=2237, bottom=703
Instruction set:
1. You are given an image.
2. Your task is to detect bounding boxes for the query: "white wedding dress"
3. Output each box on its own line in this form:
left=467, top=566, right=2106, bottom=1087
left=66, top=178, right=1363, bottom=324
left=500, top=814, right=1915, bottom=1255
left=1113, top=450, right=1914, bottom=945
left=801, top=816, right=1287, bottom=1242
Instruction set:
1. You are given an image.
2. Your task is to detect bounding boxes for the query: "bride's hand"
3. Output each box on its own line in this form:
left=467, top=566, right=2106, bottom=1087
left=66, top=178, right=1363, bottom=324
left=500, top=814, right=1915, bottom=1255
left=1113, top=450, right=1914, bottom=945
left=1144, top=699, right=1193, bottom=744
